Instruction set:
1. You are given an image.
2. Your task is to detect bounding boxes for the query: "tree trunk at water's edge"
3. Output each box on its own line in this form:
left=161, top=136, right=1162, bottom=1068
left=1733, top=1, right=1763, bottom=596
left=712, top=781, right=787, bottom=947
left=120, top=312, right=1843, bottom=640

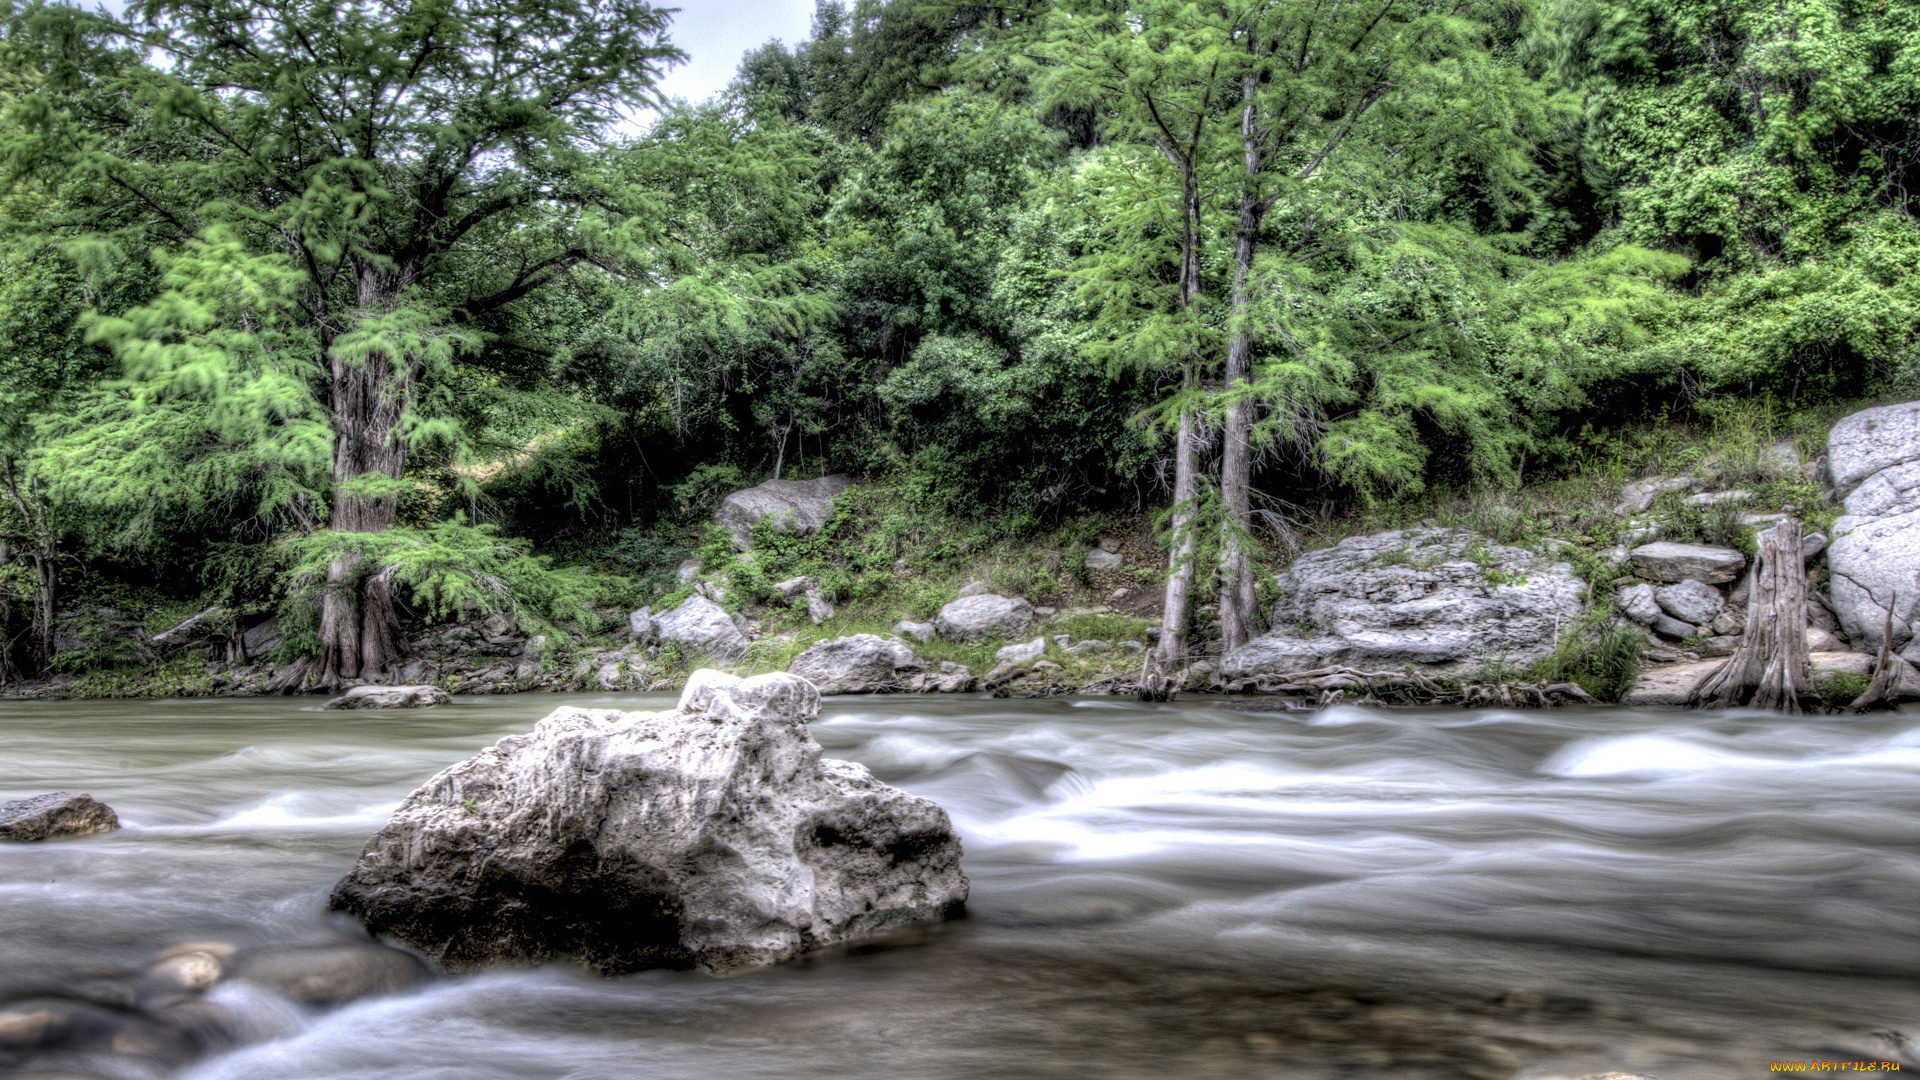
left=314, top=338, right=411, bottom=689
left=1692, top=520, right=1816, bottom=712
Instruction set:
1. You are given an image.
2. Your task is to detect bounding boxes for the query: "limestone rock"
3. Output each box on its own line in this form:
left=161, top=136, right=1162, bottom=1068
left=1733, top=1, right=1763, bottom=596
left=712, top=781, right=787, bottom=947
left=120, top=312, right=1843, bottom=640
left=1616, top=583, right=1660, bottom=625
left=935, top=594, right=1034, bottom=642
left=788, top=634, right=920, bottom=694
left=1827, top=400, right=1920, bottom=496
left=149, top=606, right=227, bottom=648
left=324, top=685, right=452, bottom=710
left=1220, top=528, right=1587, bottom=678
left=994, top=637, right=1047, bottom=665
left=891, top=620, right=935, bottom=643
left=774, top=576, right=814, bottom=600
left=628, top=607, right=654, bottom=643
left=1622, top=660, right=1723, bottom=706
left=329, top=672, right=967, bottom=974
left=653, top=594, right=750, bottom=658
left=1806, top=626, right=1843, bottom=653
left=1084, top=548, right=1124, bottom=570
left=1710, top=609, right=1745, bottom=637
left=1655, top=579, right=1725, bottom=626
left=1824, top=401, right=1920, bottom=660
left=956, top=581, right=991, bottom=598
left=1628, top=542, right=1746, bottom=584
left=715, top=475, right=851, bottom=549
left=1649, top=613, right=1700, bottom=640
left=805, top=593, right=834, bottom=624
left=1615, top=476, right=1697, bottom=514
left=0, top=792, right=120, bottom=842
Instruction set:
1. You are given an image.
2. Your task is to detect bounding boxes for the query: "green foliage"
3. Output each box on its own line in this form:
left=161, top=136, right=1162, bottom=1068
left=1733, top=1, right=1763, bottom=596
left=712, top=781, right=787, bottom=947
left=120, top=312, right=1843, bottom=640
left=1816, top=671, right=1871, bottom=713
left=1530, top=615, right=1647, bottom=702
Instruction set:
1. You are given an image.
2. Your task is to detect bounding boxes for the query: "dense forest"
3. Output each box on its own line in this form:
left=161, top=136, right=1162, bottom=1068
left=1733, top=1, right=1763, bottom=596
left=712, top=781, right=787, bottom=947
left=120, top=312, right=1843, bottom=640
left=0, top=0, right=1916, bottom=690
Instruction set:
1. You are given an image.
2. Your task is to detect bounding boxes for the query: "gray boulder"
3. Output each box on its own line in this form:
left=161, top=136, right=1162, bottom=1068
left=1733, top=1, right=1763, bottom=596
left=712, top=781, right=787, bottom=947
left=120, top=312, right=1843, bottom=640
left=994, top=637, right=1047, bottom=664
left=1628, top=542, right=1746, bottom=584
left=892, top=620, right=935, bottom=643
left=324, top=685, right=451, bottom=710
left=628, top=607, right=654, bottom=643
left=653, top=594, right=750, bottom=658
left=329, top=672, right=967, bottom=974
left=1616, top=583, right=1661, bottom=625
left=1616, top=476, right=1697, bottom=514
left=935, top=594, right=1034, bottom=642
left=1220, top=528, right=1587, bottom=678
left=1, top=792, right=119, bottom=842
left=1649, top=613, right=1700, bottom=640
left=1085, top=548, right=1124, bottom=570
left=1825, top=400, right=1920, bottom=659
left=788, top=634, right=920, bottom=694
left=956, top=581, right=991, bottom=598
left=1827, top=400, right=1920, bottom=495
left=716, top=475, right=851, bottom=549
left=1655, top=580, right=1724, bottom=626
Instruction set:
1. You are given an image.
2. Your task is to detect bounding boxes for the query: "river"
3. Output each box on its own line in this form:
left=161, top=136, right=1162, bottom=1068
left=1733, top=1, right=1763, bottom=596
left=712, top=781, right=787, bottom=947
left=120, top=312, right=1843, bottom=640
left=3, top=693, right=1917, bottom=1079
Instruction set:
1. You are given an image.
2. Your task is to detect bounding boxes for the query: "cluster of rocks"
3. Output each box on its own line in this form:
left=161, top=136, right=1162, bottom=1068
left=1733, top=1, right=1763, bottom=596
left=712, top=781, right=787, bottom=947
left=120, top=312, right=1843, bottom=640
left=1220, top=529, right=1590, bottom=680
left=1610, top=539, right=1851, bottom=657
left=0, top=935, right=429, bottom=1077
left=329, top=671, right=968, bottom=974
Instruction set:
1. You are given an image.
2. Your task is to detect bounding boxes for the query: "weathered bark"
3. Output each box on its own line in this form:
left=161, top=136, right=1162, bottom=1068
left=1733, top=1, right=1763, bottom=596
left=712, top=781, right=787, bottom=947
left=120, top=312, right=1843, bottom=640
left=1218, top=169, right=1260, bottom=652
left=1846, top=601, right=1920, bottom=711
left=1693, top=521, right=1816, bottom=711
left=1152, top=166, right=1206, bottom=681
left=314, top=278, right=413, bottom=689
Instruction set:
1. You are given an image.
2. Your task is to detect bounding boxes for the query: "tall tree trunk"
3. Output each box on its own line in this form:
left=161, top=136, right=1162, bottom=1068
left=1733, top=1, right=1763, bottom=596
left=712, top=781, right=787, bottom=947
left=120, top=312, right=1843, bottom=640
left=1693, top=520, right=1815, bottom=711
left=315, top=315, right=411, bottom=689
left=1152, top=172, right=1206, bottom=681
left=1219, top=182, right=1260, bottom=652
left=1158, top=373, right=1201, bottom=673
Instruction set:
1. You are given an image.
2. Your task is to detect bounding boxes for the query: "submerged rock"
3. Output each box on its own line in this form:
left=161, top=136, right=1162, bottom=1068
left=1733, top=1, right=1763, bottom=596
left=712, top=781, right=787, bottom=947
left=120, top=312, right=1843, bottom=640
left=787, top=634, right=921, bottom=694
left=329, top=671, right=967, bottom=974
left=1221, top=528, right=1587, bottom=678
left=0, top=792, right=120, bottom=842
left=716, top=475, right=851, bottom=549
left=323, top=685, right=451, bottom=710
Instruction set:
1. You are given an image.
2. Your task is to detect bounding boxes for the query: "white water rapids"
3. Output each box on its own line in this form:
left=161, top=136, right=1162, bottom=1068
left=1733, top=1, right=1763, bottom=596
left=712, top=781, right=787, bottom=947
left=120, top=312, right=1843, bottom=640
left=2, top=693, right=1917, bottom=1078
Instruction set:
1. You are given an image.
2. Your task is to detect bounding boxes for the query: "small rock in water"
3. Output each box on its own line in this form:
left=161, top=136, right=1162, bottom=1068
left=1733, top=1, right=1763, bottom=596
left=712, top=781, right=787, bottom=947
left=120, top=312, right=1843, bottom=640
left=232, top=943, right=430, bottom=1004
left=323, top=684, right=451, bottom=710
left=329, top=671, right=967, bottom=974
left=0, top=792, right=120, bottom=842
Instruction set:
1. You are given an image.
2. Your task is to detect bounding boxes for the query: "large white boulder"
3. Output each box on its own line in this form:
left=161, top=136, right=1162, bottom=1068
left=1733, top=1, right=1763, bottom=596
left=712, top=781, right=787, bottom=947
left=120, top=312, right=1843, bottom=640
left=1654, top=580, right=1724, bottom=627
left=716, top=475, right=851, bottom=549
left=787, top=634, right=921, bottom=694
left=1221, top=528, right=1587, bottom=678
left=1826, top=401, right=1920, bottom=659
left=329, top=672, right=967, bottom=974
left=652, top=594, right=750, bottom=658
left=934, top=594, right=1034, bottom=642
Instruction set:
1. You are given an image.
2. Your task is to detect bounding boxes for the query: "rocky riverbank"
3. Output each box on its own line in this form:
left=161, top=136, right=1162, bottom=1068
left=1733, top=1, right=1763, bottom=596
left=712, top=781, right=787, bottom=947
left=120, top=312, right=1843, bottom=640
left=5, top=401, right=1914, bottom=711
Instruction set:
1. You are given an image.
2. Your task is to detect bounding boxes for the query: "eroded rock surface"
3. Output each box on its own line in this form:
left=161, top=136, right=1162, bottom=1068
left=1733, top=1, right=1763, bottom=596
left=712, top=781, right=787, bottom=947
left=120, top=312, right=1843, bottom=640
left=651, top=594, right=750, bottom=658
left=1221, top=528, right=1587, bottom=678
left=787, top=634, right=921, bottom=694
left=323, top=685, right=451, bottom=710
left=1628, top=542, right=1746, bottom=584
left=1827, top=400, right=1920, bottom=660
left=716, top=475, right=851, bottom=549
left=0, top=792, right=119, bottom=842
left=329, top=671, right=966, bottom=974
left=935, top=594, right=1034, bottom=642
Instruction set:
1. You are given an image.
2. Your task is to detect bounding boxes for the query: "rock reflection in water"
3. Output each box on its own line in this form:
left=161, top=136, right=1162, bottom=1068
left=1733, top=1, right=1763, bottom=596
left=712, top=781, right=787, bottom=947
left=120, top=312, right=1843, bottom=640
left=1, top=694, right=1916, bottom=1080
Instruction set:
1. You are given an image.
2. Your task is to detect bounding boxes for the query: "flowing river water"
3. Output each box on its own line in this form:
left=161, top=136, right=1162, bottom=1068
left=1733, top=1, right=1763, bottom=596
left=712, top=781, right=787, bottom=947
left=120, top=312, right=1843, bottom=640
left=3, top=693, right=1918, bottom=1079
